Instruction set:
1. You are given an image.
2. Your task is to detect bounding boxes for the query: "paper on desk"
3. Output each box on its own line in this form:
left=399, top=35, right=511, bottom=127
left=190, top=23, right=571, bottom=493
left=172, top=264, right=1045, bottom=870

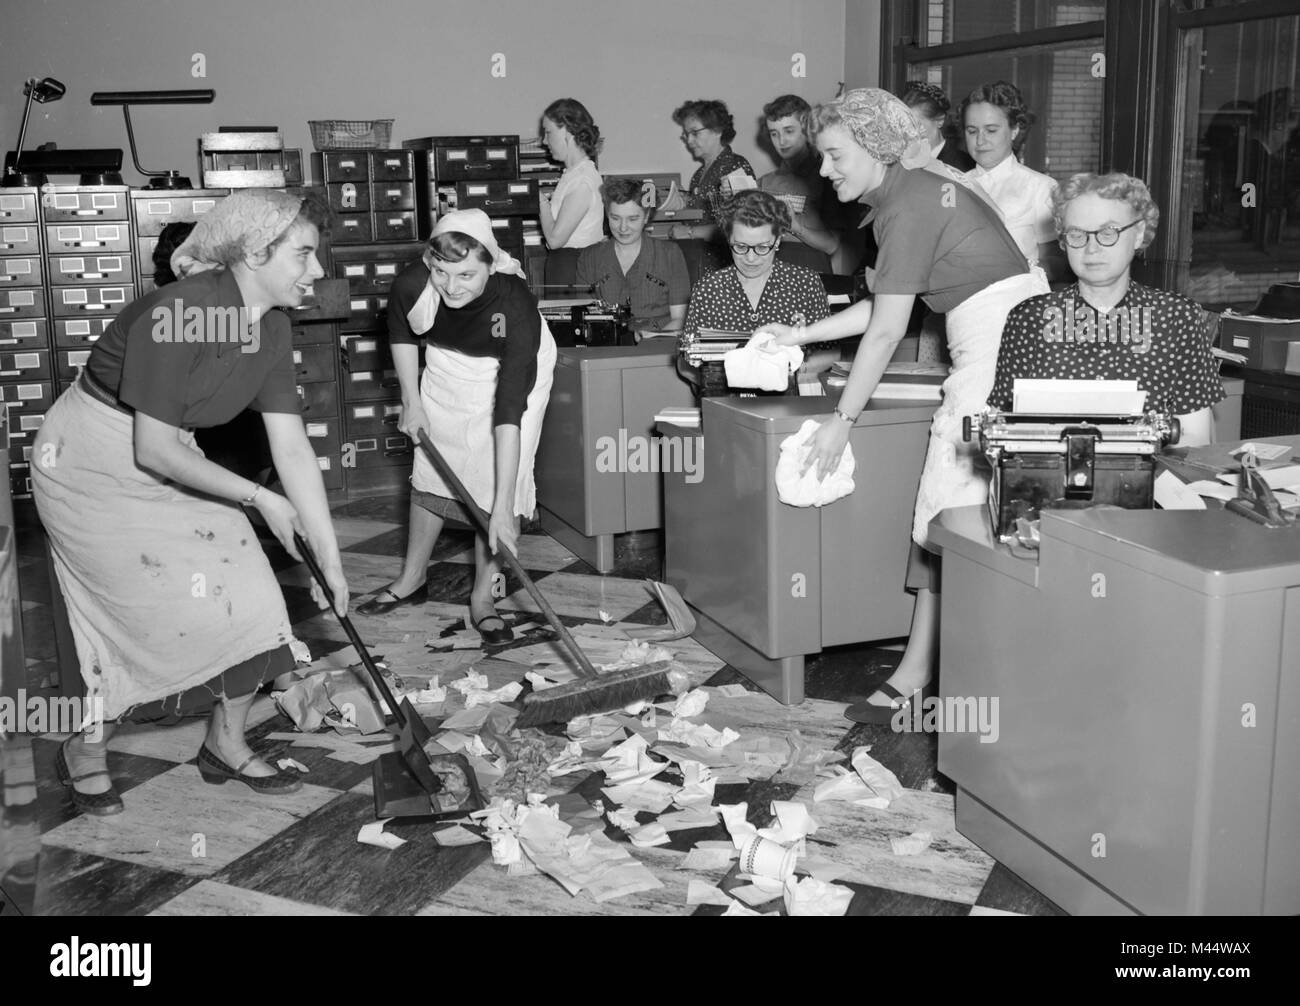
left=784, top=875, right=854, bottom=916
left=1218, top=464, right=1300, bottom=491
left=890, top=830, right=934, bottom=856
left=1233, top=442, right=1293, bottom=462
left=1155, top=470, right=1207, bottom=510
left=1012, top=378, right=1145, bottom=415
left=601, top=779, right=679, bottom=814
left=357, top=819, right=406, bottom=850
left=687, top=880, right=736, bottom=906
left=1185, top=479, right=1241, bottom=502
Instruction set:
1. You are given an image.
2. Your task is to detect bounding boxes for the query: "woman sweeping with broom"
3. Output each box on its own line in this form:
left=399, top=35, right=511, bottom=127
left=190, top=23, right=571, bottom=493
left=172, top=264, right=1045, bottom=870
left=356, top=210, right=555, bottom=645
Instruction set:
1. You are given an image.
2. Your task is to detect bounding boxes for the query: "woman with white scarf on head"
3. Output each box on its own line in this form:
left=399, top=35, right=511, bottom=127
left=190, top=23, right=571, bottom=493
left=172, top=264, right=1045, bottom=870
left=756, top=89, right=1049, bottom=724
left=356, top=210, right=556, bottom=647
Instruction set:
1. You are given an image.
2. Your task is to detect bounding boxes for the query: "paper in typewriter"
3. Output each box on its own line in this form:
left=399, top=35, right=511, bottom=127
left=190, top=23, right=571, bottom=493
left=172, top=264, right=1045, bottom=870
left=1012, top=378, right=1147, bottom=415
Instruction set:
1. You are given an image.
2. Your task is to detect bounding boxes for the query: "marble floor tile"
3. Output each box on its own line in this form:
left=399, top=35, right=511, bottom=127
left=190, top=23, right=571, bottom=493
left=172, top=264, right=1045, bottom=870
left=107, top=718, right=209, bottom=764
left=329, top=517, right=401, bottom=551
left=968, top=905, right=1027, bottom=916
left=973, top=862, right=1066, bottom=916
left=494, top=623, right=724, bottom=683
left=790, top=786, right=995, bottom=905
left=496, top=572, right=675, bottom=624
left=41, top=764, right=342, bottom=877
left=149, top=879, right=358, bottom=916
left=33, top=847, right=198, bottom=916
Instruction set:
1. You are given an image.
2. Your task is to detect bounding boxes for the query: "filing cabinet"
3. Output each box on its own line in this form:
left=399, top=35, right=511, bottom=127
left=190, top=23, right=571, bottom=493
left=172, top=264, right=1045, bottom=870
left=403, top=135, right=520, bottom=183
left=310, top=150, right=430, bottom=246
left=435, top=178, right=539, bottom=218
left=0, top=221, right=42, bottom=256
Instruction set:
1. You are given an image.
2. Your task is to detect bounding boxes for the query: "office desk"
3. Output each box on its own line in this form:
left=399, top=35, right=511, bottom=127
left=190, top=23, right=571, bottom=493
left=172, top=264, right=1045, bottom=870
left=931, top=446, right=1300, bottom=914
left=535, top=343, right=696, bottom=573
left=661, top=395, right=935, bottom=704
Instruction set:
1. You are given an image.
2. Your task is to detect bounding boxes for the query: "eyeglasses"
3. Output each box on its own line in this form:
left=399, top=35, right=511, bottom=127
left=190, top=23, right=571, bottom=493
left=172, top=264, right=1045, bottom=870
left=680, top=127, right=709, bottom=141
left=730, top=239, right=779, bottom=257
left=1062, top=219, right=1141, bottom=248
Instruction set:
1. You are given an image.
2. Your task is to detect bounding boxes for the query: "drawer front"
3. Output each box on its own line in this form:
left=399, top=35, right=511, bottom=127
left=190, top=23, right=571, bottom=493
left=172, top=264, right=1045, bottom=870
left=440, top=178, right=538, bottom=216
left=332, top=213, right=375, bottom=244
left=0, top=318, right=48, bottom=347
left=344, top=293, right=389, bottom=329
left=344, top=398, right=403, bottom=438
left=291, top=343, right=335, bottom=383
left=48, top=222, right=133, bottom=253
left=0, top=192, right=38, bottom=223
left=0, top=256, right=42, bottom=288
left=0, top=287, right=44, bottom=319
left=372, top=181, right=415, bottom=211
left=348, top=432, right=414, bottom=468
left=259, top=150, right=303, bottom=184
left=314, top=451, right=345, bottom=490
left=326, top=182, right=371, bottom=213
left=292, top=323, right=335, bottom=347
left=303, top=417, right=343, bottom=461
left=342, top=367, right=402, bottom=402
left=48, top=253, right=131, bottom=285
left=0, top=379, right=55, bottom=410
left=433, top=143, right=519, bottom=181
left=372, top=210, right=417, bottom=242
left=333, top=245, right=421, bottom=294
left=0, top=224, right=41, bottom=255
left=56, top=347, right=94, bottom=383
left=41, top=189, right=130, bottom=222
left=370, top=151, right=414, bottom=182
left=318, top=152, right=371, bottom=183
left=10, top=462, right=32, bottom=498
left=132, top=194, right=223, bottom=235
left=340, top=333, right=394, bottom=374
left=50, top=284, right=134, bottom=317
left=4, top=402, right=47, bottom=451
left=209, top=151, right=260, bottom=171
left=0, top=348, right=52, bottom=381
left=488, top=216, right=524, bottom=247
left=296, top=380, right=337, bottom=418
left=54, top=317, right=112, bottom=347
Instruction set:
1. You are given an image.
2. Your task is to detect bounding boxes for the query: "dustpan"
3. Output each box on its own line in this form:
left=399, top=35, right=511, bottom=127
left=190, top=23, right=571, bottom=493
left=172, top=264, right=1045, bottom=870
left=293, top=533, right=486, bottom=821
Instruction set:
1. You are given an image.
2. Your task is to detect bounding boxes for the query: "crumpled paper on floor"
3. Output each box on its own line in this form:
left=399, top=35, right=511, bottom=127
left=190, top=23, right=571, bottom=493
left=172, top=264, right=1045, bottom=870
left=471, top=796, right=554, bottom=866
left=606, top=807, right=641, bottom=831
left=598, top=734, right=668, bottom=785
left=672, top=760, right=717, bottom=808
left=357, top=819, right=406, bottom=850
left=413, top=676, right=446, bottom=704
left=686, top=880, right=735, bottom=906
left=567, top=714, right=627, bottom=755
left=629, top=823, right=672, bottom=848
left=722, top=901, right=768, bottom=916
left=730, top=881, right=783, bottom=907
left=601, top=778, right=679, bottom=814
left=516, top=814, right=663, bottom=902
left=670, top=688, right=709, bottom=719
left=656, top=807, right=720, bottom=832
left=525, top=671, right=558, bottom=692
left=432, top=825, right=484, bottom=847
left=657, top=719, right=740, bottom=749
left=719, top=802, right=757, bottom=849
left=890, top=831, right=933, bottom=856
left=783, top=875, right=854, bottom=916
left=449, top=670, right=523, bottom=708
left=275, top=666, right=387, bottom=735
left=679, top=843, right=737, bottom=871
left=758, top=800, right=819, bottom=855
left=814, top=746, right=905, bottom=809
left=774, top=731, right=846, bottom=785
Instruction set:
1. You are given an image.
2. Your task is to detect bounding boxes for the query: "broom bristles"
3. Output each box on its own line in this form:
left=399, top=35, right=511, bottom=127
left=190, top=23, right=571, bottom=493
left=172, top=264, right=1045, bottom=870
left=515, top=660, right=680, bottom=729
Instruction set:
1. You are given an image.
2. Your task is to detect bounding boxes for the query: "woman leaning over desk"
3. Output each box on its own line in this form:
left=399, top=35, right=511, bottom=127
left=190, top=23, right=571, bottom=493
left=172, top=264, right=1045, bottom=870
left=757, top=89, right=1048, bottom=723
left=574, top=176, right=690, bottom=340
left=355, top=211, right=555, bottom=647
left=31, top=190, right=349, bottom=813
left=988, top=172, right=1222, bottom=444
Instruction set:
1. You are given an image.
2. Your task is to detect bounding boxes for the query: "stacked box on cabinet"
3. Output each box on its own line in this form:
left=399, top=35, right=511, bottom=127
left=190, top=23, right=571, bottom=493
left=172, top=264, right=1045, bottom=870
left=0, top=188, right=52, bottom=499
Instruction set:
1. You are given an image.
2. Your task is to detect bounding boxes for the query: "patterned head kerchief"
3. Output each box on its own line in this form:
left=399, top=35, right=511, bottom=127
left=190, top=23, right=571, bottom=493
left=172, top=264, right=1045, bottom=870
left=170, top=188, right=305, bottom=279
left=406, top=209, right=525, bottom=336
left=822, top=88, right=931, bottom=168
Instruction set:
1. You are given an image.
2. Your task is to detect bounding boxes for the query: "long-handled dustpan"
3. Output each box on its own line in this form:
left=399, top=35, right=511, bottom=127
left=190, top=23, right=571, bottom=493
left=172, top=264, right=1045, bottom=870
left=414, top=430, right=682, bottom=726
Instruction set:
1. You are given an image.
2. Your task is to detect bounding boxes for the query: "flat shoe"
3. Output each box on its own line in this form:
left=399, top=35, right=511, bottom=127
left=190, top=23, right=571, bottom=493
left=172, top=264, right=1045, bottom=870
left=196, top=745, right=302, bottom=794
left=845, top=682, right=929, bottom=725
left=473, top=614, right=514, bottom=646
left=55, top=741, right=124, bottom=816
left=356, top=583, right=429, bottom=616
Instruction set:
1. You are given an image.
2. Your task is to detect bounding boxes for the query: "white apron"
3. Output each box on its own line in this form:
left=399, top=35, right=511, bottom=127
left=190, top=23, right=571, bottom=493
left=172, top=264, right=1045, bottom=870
left=912, top=266, right=1050, bottom=547
left=411, top=320, right=557, bottom=518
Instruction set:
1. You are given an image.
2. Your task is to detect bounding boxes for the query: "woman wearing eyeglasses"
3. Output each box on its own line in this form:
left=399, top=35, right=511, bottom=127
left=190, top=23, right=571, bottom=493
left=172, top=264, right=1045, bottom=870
left=988, top=172, right=1221, bottom=444
left=679, top=190, right=828, bottom=398
left=672, top=99, right=756, bottom=228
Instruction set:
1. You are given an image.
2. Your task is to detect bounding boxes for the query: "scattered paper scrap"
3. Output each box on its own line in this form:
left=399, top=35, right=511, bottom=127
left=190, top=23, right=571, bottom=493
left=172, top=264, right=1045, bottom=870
left=357, top=819, right=406, bottom=850
left=275, top=757, right=309, bottom=773
left=414, top=677, right=447, bottom=704
left=814, top=746, right=905, bottom=809
left=629, top=823, right=672, bottom=847
left=686, top=880, right=735, bottom=906
left=784, top=875, right=854, bottom=916
left=680, top=845, right=737, bottom=871
left=722, top=901, right=766, bottom=916
left=656, top=807, right=720, bottom=832
left=432, top=825, right=484, bottom=847
left=730, top=882, right=782, bottom=907
left=715, top=684, right=750, bottom=698
left=606, top=807, right=641, bottom=831
left=601, top=779, right=679, bottom=814
left=599, top=609, right=612, bottom=623
left=525, top=671, right=558, bottom=692
left=672, top=688, right=709, bottom=719
left=890, top=831, right=934, bottom=857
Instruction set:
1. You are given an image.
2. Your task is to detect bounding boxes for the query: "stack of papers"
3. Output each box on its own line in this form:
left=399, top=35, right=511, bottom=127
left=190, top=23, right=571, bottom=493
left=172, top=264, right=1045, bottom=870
left=655, top=406, right=700, bottom=428
left=1012, top=378, right=1147, bottom=415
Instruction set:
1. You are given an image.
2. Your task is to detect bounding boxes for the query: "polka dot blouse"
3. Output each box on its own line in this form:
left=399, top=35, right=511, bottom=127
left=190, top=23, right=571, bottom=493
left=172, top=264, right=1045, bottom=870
left=988, top=281, right=1225, bottom=415
left=681, top=258, right=829, bottom=343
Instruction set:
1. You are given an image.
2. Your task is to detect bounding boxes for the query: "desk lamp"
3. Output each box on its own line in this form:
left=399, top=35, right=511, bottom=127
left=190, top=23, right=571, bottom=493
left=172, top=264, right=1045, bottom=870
left=90, top=88, right=215, bottom=189
left=3, top=77, right=67, bottom=187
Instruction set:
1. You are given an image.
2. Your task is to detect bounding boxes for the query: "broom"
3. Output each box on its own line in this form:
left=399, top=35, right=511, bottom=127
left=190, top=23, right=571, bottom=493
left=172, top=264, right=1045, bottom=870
left=414, top=430, right=685, bottom=727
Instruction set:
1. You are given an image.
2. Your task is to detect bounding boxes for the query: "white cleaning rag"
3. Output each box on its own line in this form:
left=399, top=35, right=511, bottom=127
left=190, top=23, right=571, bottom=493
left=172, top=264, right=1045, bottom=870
left=724, top=332, right=803, bottom=392
left=775, top=419, right=855, bottom=507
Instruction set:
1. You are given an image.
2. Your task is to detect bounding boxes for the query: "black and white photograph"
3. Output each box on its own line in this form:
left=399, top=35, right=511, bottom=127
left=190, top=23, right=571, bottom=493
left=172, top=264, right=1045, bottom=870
left=0, top=0, right=1296, bottom=947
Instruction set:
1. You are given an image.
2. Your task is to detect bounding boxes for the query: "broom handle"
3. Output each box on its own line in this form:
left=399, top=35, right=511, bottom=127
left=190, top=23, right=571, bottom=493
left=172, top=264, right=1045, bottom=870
left=416, top=430, right=599, bottom=681
left=293, top=532, right=410, bottom=728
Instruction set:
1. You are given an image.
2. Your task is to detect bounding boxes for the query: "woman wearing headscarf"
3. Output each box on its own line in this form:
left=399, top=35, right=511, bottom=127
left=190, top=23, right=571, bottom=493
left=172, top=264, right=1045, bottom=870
left=31, top=189, right=349, bottom=814
left=757, top=89, right=1049, bottom=723
left=356, top=210, right=556, bottom=648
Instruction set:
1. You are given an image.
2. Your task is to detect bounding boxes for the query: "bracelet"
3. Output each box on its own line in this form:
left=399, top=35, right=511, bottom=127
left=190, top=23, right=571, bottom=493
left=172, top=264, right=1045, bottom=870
left=240, top=484, right=263, bottom=507
left=832, top=407, right=858, bottom=425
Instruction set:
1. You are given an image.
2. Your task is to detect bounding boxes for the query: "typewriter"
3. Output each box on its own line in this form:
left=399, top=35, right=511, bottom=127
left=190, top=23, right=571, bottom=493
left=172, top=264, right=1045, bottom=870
left=966, top=407, right=1180, bottom=542
left=538, top=286, right=633, bottom=348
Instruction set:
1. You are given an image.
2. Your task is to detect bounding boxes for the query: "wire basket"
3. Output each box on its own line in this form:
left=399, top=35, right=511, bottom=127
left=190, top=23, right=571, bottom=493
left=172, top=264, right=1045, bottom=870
left=308, top=119, right=394, bottom=151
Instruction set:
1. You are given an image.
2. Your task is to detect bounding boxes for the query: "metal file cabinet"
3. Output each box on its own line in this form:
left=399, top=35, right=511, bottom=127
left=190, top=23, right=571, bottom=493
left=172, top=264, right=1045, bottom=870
left=930, top=452, right=1300, bottom=915
left=661, top=395, right=935, bottom=704
left=535, top=343, right=696, bottom=573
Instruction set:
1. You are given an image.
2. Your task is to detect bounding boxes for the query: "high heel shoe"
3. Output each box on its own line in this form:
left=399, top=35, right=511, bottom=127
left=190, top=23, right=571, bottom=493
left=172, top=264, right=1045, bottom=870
left=54, top=740, right=124, bottom=816
left=355, top=583, right=429, bottom=616
left=196, top=745, right=302, bottom=794
left=472, top=613, right=514, bottom=646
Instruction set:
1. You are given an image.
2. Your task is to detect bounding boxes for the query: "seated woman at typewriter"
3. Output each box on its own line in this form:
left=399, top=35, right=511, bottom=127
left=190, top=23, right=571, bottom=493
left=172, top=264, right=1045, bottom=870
left=574, top=176, right=690, bottom=340
left=757, top=89, right=1047, bottom=723
left=988, top=172, right=1221, bottom=445
left=355, top=210, right=556, bottom=647
left=678, top=189, right=829, bottom=398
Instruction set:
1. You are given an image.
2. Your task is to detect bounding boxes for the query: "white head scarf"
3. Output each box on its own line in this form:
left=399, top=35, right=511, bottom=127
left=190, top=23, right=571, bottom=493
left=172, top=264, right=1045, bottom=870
left=406, top=209, right=526, bottom=335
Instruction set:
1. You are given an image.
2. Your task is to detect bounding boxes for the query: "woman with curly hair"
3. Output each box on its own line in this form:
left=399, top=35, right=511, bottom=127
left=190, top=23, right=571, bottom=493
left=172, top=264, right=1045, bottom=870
left=672, top=98, right=756, bottom=226
left=960, top=81, right=1062, bottom=275
left=540, top=98, right=604, bottom=251
left=900, top=81, right=974, bottom=172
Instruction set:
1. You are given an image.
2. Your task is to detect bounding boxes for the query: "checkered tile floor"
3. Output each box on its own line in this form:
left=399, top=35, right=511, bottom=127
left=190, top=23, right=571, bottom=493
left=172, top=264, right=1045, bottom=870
left=2, top=497, right=1063, bottom=916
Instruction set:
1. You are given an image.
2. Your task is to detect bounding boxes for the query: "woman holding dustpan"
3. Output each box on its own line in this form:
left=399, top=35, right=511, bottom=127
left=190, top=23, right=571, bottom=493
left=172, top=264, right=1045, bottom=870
left=355, top=210, right=556, bottom=647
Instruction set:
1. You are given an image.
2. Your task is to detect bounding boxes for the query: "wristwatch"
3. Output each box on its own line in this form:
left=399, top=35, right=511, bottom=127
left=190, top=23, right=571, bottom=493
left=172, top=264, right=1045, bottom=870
left=832, top=407, right=858, bottom=425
